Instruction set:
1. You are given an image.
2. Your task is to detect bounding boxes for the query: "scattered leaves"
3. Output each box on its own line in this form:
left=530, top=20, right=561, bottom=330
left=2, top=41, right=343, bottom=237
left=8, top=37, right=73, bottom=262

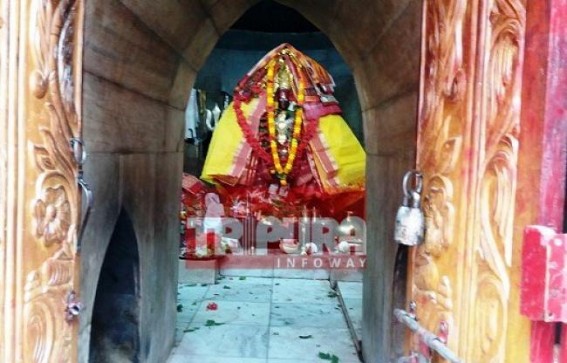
left=205, top=319, right=224, bottom=327
left=318, top=352, right=339, bottom=362
left=327, top=291, right=339, bottom=298
left=299, top=334, right=313, bottom=339
left=239, top=276, right=247, bottom=280
left=223, top=285, right=231, bottom=289
left=183, top=327, right=200, bottom=333
left=176, top=304, right=183, bottom=312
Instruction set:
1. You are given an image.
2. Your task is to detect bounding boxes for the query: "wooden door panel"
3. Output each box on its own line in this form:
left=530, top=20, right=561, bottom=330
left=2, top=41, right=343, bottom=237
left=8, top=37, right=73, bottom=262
left=1, top=0, right=84, bottom=362
left=412, top=0, right=471, bottom=351
left=411, top=0, right=529, bottom=361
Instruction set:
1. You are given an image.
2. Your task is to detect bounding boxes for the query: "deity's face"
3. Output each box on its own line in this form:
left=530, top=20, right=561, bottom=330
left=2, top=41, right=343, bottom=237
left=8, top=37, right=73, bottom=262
left=276, top=88, right=290, bottom=110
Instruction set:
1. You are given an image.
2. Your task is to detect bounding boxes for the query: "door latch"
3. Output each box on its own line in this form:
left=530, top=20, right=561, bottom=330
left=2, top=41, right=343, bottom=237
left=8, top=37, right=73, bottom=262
left=395, top=302, right=461, bottom=362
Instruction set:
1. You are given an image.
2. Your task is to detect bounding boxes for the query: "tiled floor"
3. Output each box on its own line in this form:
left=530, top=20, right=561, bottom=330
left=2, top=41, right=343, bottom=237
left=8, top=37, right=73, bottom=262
left=336, top=281, right=363, bottom=341
left=169, top=277, right=361, bottom=363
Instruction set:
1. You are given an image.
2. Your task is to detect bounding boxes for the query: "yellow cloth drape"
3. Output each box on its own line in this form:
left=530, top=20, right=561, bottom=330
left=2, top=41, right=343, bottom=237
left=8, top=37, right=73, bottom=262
left=200, top=99, right=258, bottom=185
left=201, top=101, right=365, bottom=191
left=316, top=113, right=366, bottom=189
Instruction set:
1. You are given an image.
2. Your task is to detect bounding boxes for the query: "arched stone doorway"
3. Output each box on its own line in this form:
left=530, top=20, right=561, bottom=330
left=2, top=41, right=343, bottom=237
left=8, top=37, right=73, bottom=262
left=79, top=1, right=421, bottom=362
left=3, top=0, right=567, bottom=362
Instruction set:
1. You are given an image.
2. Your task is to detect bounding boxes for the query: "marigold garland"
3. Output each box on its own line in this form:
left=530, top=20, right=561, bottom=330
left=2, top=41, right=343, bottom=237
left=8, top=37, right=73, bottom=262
left=265, top=58, right=306, bottom=185
left=233, top=95, right=272, bottom=164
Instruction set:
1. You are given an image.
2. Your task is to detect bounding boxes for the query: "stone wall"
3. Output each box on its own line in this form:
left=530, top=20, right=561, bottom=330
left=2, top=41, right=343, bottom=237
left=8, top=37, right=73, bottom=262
left=353, top=3, right=422, bottom=361
left=79, top=0, right=187, bottom=361
left=79, top=1, right=422, bottom=362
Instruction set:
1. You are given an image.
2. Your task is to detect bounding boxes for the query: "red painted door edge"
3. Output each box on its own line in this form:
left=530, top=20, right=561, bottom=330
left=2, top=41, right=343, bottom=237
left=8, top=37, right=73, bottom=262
left=520, top=0, right=567, bottom=361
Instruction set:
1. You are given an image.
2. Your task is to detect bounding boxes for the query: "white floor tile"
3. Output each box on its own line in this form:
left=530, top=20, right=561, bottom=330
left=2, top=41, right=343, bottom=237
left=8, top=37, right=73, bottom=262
left=268, top=326, right=358, bottom=362
left=192, top=301, right=271, bottom=326
left=337, top=281, right=363, bottom=299
left=270, top=303, right=345, bottom=328
left=178, top=283, right=210, bottom=301
left=168, top=354, right=266, bottom=363
left=205, top=279, right=272, bottom=302
left=272, top=278, right=335, bottom=304
left=272, top=268, right=330, bottom=280
left=268, top=359, right=359, bottom=363
left=342, top=297, right=362, bottom=339
left=175, top=323, right=269, bottom=359
left=220, top=268, right=275, bottom=278
left=170, top=276, right=360, bottom=363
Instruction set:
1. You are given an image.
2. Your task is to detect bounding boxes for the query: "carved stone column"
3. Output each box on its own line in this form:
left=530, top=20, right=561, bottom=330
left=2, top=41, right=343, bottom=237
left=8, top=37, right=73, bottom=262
left=0, top=0, right=84, bottom=362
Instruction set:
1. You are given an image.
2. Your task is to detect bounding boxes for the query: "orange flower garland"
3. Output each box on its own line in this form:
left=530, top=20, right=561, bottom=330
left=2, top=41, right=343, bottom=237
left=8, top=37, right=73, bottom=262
left=265, top=57, right=305, bottom=186
left=233, top=51, right=311, bottom=187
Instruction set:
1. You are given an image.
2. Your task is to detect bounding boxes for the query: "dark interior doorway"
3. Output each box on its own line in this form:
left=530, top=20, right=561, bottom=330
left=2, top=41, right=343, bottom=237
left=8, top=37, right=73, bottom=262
left=89, top=210, right=141, bottom=363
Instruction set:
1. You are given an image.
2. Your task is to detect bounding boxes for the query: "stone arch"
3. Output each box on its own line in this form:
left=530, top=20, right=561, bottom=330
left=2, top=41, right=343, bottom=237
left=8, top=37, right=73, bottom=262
left=81, top=1, right=421, bottom=361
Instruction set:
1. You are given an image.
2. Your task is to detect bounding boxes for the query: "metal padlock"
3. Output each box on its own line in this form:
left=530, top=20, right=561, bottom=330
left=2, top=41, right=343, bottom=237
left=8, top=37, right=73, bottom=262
left=394, top=171, right=425, bottom=246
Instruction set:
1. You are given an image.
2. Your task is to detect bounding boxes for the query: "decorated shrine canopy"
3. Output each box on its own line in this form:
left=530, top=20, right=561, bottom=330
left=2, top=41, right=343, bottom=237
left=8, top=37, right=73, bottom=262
left=201, top=43, right=365, bottom=216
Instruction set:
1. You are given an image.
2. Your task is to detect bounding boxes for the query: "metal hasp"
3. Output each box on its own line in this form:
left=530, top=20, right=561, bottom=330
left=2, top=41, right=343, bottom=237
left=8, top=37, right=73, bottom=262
left=70, top=137, right=93, bottom=253
left=394, top=308, right=462, bottom=363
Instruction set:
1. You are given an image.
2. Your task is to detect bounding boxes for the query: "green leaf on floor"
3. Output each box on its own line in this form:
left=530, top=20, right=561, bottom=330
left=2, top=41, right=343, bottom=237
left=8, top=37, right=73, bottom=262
left=176, top=304, right=183, bottom=312
left=205, top=319, right=224, bottom=327
left=223, top=285, right=231, bottom=289
left=327, top=291, right=339, bottom=298
left=318, top=352, right=339, bottom=362
left=299, top=334, right=313, bottom=339
left=183, top=327, right=200, bottom=333
left=201, top=283, right=208, bottom=286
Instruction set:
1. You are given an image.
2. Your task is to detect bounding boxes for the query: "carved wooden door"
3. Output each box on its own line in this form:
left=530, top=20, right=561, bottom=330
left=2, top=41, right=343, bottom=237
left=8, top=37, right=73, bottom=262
left=409, top=0, right=530, bottom=361
left=1, top=0, right=85, bottom=362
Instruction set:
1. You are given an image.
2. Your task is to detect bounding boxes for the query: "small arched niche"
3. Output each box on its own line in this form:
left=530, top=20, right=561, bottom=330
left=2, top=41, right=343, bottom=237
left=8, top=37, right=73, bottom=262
left=89, top=209, right=141, bottom=363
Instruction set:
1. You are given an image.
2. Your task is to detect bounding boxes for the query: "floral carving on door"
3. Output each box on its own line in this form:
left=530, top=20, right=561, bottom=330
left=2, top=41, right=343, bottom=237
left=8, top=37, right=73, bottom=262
left=411, top=0, right=527, bottom=361
left=21, top=0, right=84, bottom=362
